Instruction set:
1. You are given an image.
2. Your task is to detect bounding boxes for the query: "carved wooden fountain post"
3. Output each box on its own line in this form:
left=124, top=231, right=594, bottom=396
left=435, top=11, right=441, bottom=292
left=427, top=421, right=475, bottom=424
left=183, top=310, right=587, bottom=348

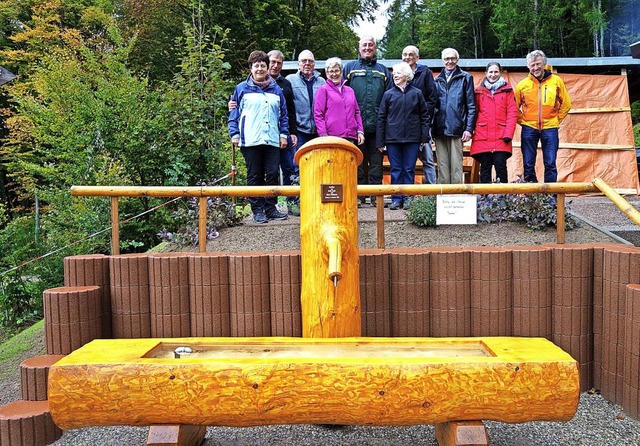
left=294, top=136, right=363, bottom=338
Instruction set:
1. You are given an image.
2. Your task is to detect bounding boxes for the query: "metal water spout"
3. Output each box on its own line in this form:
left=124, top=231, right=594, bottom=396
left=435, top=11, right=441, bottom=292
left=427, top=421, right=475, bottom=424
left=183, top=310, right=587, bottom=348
left=294, top=137, right=363, bottom=338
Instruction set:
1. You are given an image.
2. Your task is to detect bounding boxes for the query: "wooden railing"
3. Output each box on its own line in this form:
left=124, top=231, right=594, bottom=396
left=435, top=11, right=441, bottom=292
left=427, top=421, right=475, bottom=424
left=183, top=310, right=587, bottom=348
left=71, top=180, right=640, bottom=255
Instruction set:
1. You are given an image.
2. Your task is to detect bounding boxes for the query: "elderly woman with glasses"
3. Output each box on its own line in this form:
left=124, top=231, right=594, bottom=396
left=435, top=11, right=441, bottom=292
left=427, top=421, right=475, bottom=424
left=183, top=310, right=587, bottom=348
left=376, top=62, right=431, bottom=210
left=313, top=57, right=364, bottom=146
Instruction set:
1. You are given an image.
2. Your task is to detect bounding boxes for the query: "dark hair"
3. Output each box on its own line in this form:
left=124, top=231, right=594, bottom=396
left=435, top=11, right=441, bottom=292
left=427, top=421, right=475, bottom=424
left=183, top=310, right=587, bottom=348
left=248, top=51, right=269, bottom=67
left=486, top=62, right=502, bottom=72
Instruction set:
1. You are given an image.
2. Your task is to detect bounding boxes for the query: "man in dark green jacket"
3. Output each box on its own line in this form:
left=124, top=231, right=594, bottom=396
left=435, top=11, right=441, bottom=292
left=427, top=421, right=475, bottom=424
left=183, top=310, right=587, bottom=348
left=343, top=36, right=392, bottom=207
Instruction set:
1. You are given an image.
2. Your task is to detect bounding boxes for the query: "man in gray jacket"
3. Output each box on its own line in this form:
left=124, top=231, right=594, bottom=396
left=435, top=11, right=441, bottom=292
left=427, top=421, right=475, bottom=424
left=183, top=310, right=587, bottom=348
left=286, top=50, right=326, bottom=152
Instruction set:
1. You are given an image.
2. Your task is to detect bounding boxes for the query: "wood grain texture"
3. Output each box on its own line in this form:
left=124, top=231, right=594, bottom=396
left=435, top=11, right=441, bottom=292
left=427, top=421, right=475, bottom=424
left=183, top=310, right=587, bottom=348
left=48, top=337, right=580, bottom=429
left=295, top=137, right=363, bottom=338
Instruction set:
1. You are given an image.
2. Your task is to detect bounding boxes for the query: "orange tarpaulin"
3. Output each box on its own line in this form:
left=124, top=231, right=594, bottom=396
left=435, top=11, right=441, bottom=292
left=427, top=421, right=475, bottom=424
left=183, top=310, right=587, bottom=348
left=382, top=72, right=639, bottom=193
left=497, top=72, right=638, bottom=193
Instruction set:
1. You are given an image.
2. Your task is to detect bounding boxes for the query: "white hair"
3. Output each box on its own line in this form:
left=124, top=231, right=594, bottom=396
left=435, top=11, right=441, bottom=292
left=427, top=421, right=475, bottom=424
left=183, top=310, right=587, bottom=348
left=441, top=48, right=460, bottom=59
left=526, top=50, right=547, bottom=66
left=392, top=62, right=414, bottom=81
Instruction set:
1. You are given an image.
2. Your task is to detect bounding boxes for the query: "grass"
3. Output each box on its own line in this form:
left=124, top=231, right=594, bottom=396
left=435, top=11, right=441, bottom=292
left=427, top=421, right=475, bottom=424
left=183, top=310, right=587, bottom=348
left=0, top=319, right=44, bottom=381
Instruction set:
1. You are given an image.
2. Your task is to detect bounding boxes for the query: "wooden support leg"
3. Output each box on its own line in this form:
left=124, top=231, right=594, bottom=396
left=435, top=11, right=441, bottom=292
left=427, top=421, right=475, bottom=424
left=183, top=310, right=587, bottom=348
left=435, top=421, right=489, bottom=446
left=147, top=425, right=206, bottom=446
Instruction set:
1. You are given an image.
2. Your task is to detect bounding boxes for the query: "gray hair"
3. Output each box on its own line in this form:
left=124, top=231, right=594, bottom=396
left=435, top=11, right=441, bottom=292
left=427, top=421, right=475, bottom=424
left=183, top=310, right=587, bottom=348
left=392, top=62, right=414, bottom=81
left=402, top=45, right=419, bottom=57
left=268, top=50, right=285, bottom=60
left=526, top=50, right=547, bottom=66
left=441, top=48, right=459, bottom=60
left=325, top=57, right=342, bottom=71
left=298, top=49, right=315, bottom=62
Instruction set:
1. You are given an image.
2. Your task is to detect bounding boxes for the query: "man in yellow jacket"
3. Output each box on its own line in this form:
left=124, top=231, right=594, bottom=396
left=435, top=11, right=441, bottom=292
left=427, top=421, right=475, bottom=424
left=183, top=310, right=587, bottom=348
left=515, top=50, right=571, bottom=183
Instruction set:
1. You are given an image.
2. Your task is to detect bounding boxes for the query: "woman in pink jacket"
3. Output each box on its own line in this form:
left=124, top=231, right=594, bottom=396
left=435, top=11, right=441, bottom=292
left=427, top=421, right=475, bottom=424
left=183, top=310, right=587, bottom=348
left=314, top=57, right=365, bottom=145
left=470, top=62, right=517, bottom=183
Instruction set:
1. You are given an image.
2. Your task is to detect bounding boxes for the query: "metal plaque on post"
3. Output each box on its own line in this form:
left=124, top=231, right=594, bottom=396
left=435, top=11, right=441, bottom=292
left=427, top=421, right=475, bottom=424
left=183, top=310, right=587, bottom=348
left=321, top=184, right=343, bottom=203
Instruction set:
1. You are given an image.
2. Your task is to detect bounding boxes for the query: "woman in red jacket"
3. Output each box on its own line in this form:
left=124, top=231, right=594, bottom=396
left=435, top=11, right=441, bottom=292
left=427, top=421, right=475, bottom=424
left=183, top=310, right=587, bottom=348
left=470, top=62, right=517, bottom=183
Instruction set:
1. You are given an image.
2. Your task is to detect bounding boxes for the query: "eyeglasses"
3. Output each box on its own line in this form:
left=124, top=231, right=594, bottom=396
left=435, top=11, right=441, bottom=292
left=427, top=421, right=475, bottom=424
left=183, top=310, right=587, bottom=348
left=402, top=53, right=417, bottom=57
left=299, top=59, right=315, bottom=64
left=443, top=57, right=458, bottom=62
left=269, top=60, right=283, bottom=66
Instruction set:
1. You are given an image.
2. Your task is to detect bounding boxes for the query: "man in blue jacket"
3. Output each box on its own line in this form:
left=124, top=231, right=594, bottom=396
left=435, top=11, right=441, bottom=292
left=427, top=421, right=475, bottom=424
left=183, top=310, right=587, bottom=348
left=343, top=36, right=392, bottom=207
left=432, top=48, right=476, bottom=184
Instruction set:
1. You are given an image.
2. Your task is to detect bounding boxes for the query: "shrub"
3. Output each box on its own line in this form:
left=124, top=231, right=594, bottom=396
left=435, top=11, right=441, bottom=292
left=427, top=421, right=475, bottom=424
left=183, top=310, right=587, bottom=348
left=631, top=100, right=640, bottom=124
left=405, top=196, right=437, bottom=227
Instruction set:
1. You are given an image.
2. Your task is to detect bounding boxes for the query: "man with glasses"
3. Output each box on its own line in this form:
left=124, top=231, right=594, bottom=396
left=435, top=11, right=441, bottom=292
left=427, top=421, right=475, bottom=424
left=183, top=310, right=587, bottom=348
left=432, top=48, right=476, bottom=184
left=285, top=50, right=326, bottom=215
left=343, top=36, right=392, bottom=207
left=267, top=50, right=300, bottom=215
left=402, top=45, right=437, bottom=184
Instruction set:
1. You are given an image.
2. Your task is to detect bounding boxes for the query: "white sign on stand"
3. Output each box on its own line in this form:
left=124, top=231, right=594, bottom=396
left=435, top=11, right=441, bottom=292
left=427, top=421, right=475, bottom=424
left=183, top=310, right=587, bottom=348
left=436, top=194, right=478, bottom=225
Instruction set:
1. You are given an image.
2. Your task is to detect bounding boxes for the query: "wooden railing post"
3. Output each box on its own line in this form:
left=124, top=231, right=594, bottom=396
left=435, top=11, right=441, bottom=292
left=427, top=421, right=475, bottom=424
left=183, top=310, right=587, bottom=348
left=198, top=197, right=207, bottom=253
left=557, top=193, right=566, bottom=244
left=110, top=197, right=119, bottom=255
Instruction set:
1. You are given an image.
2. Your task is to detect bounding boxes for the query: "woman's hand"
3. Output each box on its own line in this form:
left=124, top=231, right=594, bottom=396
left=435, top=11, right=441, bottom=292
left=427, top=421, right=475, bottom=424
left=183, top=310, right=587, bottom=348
left=357, top=133, right=365, bottom=145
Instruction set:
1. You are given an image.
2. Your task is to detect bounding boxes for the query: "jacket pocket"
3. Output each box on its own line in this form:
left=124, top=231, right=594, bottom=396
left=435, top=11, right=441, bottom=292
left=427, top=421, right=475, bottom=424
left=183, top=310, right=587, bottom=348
left=474, top=122, right=488, bottom=140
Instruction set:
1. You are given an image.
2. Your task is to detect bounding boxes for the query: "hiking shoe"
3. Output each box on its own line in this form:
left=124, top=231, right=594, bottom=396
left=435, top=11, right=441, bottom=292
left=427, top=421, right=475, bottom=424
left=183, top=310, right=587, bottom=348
left=253, top=212, right=268, bottom=224
left=266, top=210, right=288, bottom=221
left=287, top=202, right=300, bottom=216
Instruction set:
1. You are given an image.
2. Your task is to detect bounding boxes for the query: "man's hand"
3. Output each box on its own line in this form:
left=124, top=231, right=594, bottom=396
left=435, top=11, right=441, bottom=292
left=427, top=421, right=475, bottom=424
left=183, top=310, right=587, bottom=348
left=291, top=134, right=298, bottom=148
left=231, top=137, right=239, bottom=147
left=461, top=131, right=472, bottom=143
left=280, top=137, right=288, bottom=149
left=228, top=100, right=237, bottom=112
left=357, top=133, right=365, bottom=145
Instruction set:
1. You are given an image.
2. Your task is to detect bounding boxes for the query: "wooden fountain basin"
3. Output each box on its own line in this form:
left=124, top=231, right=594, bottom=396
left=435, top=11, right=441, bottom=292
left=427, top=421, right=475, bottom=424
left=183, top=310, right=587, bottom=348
left=48, top=336, right=579, bottom=429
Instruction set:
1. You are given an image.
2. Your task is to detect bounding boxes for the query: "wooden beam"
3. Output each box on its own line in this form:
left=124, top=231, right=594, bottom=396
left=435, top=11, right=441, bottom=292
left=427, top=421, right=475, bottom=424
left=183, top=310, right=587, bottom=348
left=147, top=425, right=206, bottom=446
left=435, top=421, right=489, bottom=446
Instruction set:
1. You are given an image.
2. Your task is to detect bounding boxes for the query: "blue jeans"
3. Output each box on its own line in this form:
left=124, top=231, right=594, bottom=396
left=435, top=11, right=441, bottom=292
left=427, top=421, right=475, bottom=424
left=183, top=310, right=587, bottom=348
left=520, top=126, right=559, bottom=183
left=387, top=142, right=420, bottom=203
left=418, top=144, right=437, bottom=184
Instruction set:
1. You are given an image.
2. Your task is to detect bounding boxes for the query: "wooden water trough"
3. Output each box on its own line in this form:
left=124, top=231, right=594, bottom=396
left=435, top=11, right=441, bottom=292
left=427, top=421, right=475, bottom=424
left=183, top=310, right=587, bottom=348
left=48, top=336, right=579, bottom=429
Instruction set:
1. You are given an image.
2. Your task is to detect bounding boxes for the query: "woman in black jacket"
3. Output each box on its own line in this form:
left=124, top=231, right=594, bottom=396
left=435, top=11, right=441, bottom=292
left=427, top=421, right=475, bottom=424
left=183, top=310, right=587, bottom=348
left=376, top=62, right=431, bottom=209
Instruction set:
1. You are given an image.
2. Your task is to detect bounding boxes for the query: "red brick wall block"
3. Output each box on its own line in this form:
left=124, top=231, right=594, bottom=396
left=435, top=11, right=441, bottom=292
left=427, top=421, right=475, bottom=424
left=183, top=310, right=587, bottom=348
left=359, top=249, right=391, bottom=337
left=19, top=355, right=65, bottom=401
left=0, top=400, right=62, bottom=445
left=623, top=284, right=640, bottom=419
left=109, top=254, right=151, bottom=338
left=149, top=253, right=191, bottom=337
left=188, top=254, right=230, bottom=337
left=601, top=246, right=640, bottom=402
left=429, top=248, right=471, bottom=337
left=389, top=249, right=430, bottom=337
left=228, top=253, right=271, bottom=337
left=64, top=254, right=112, bottom=338
left=43, top=286, right=102, bottom=355
left=269, top=252, right=302, bottom=337
left=550, top=245, right=594, bottom=390
left=470, top=247, right=512, bottom=337
left=511, top=246, right=552, bottom=338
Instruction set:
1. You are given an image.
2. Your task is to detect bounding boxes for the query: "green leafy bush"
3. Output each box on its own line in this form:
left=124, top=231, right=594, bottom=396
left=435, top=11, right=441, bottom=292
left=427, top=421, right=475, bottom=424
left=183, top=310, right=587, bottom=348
left=477, top=191, right=580, bottom=230
left=631, top=100, right=640, bottom=124
left=405, top=196, right=437, bottom=227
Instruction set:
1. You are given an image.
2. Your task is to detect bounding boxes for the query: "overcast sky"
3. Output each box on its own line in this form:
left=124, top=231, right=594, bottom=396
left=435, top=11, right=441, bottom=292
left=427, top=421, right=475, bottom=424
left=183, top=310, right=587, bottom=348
left=352, top=6, right=388, bottom=41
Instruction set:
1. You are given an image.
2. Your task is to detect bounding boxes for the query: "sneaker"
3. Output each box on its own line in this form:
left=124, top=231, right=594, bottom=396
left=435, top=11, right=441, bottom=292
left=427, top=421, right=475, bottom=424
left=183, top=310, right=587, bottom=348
left=287, top=202, right=300, bottom=216
left=253, top=212, right=268, bottom=224
left=266, top=209, right=288, bottom=221
left=389, top=201, right=402, bottom=210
